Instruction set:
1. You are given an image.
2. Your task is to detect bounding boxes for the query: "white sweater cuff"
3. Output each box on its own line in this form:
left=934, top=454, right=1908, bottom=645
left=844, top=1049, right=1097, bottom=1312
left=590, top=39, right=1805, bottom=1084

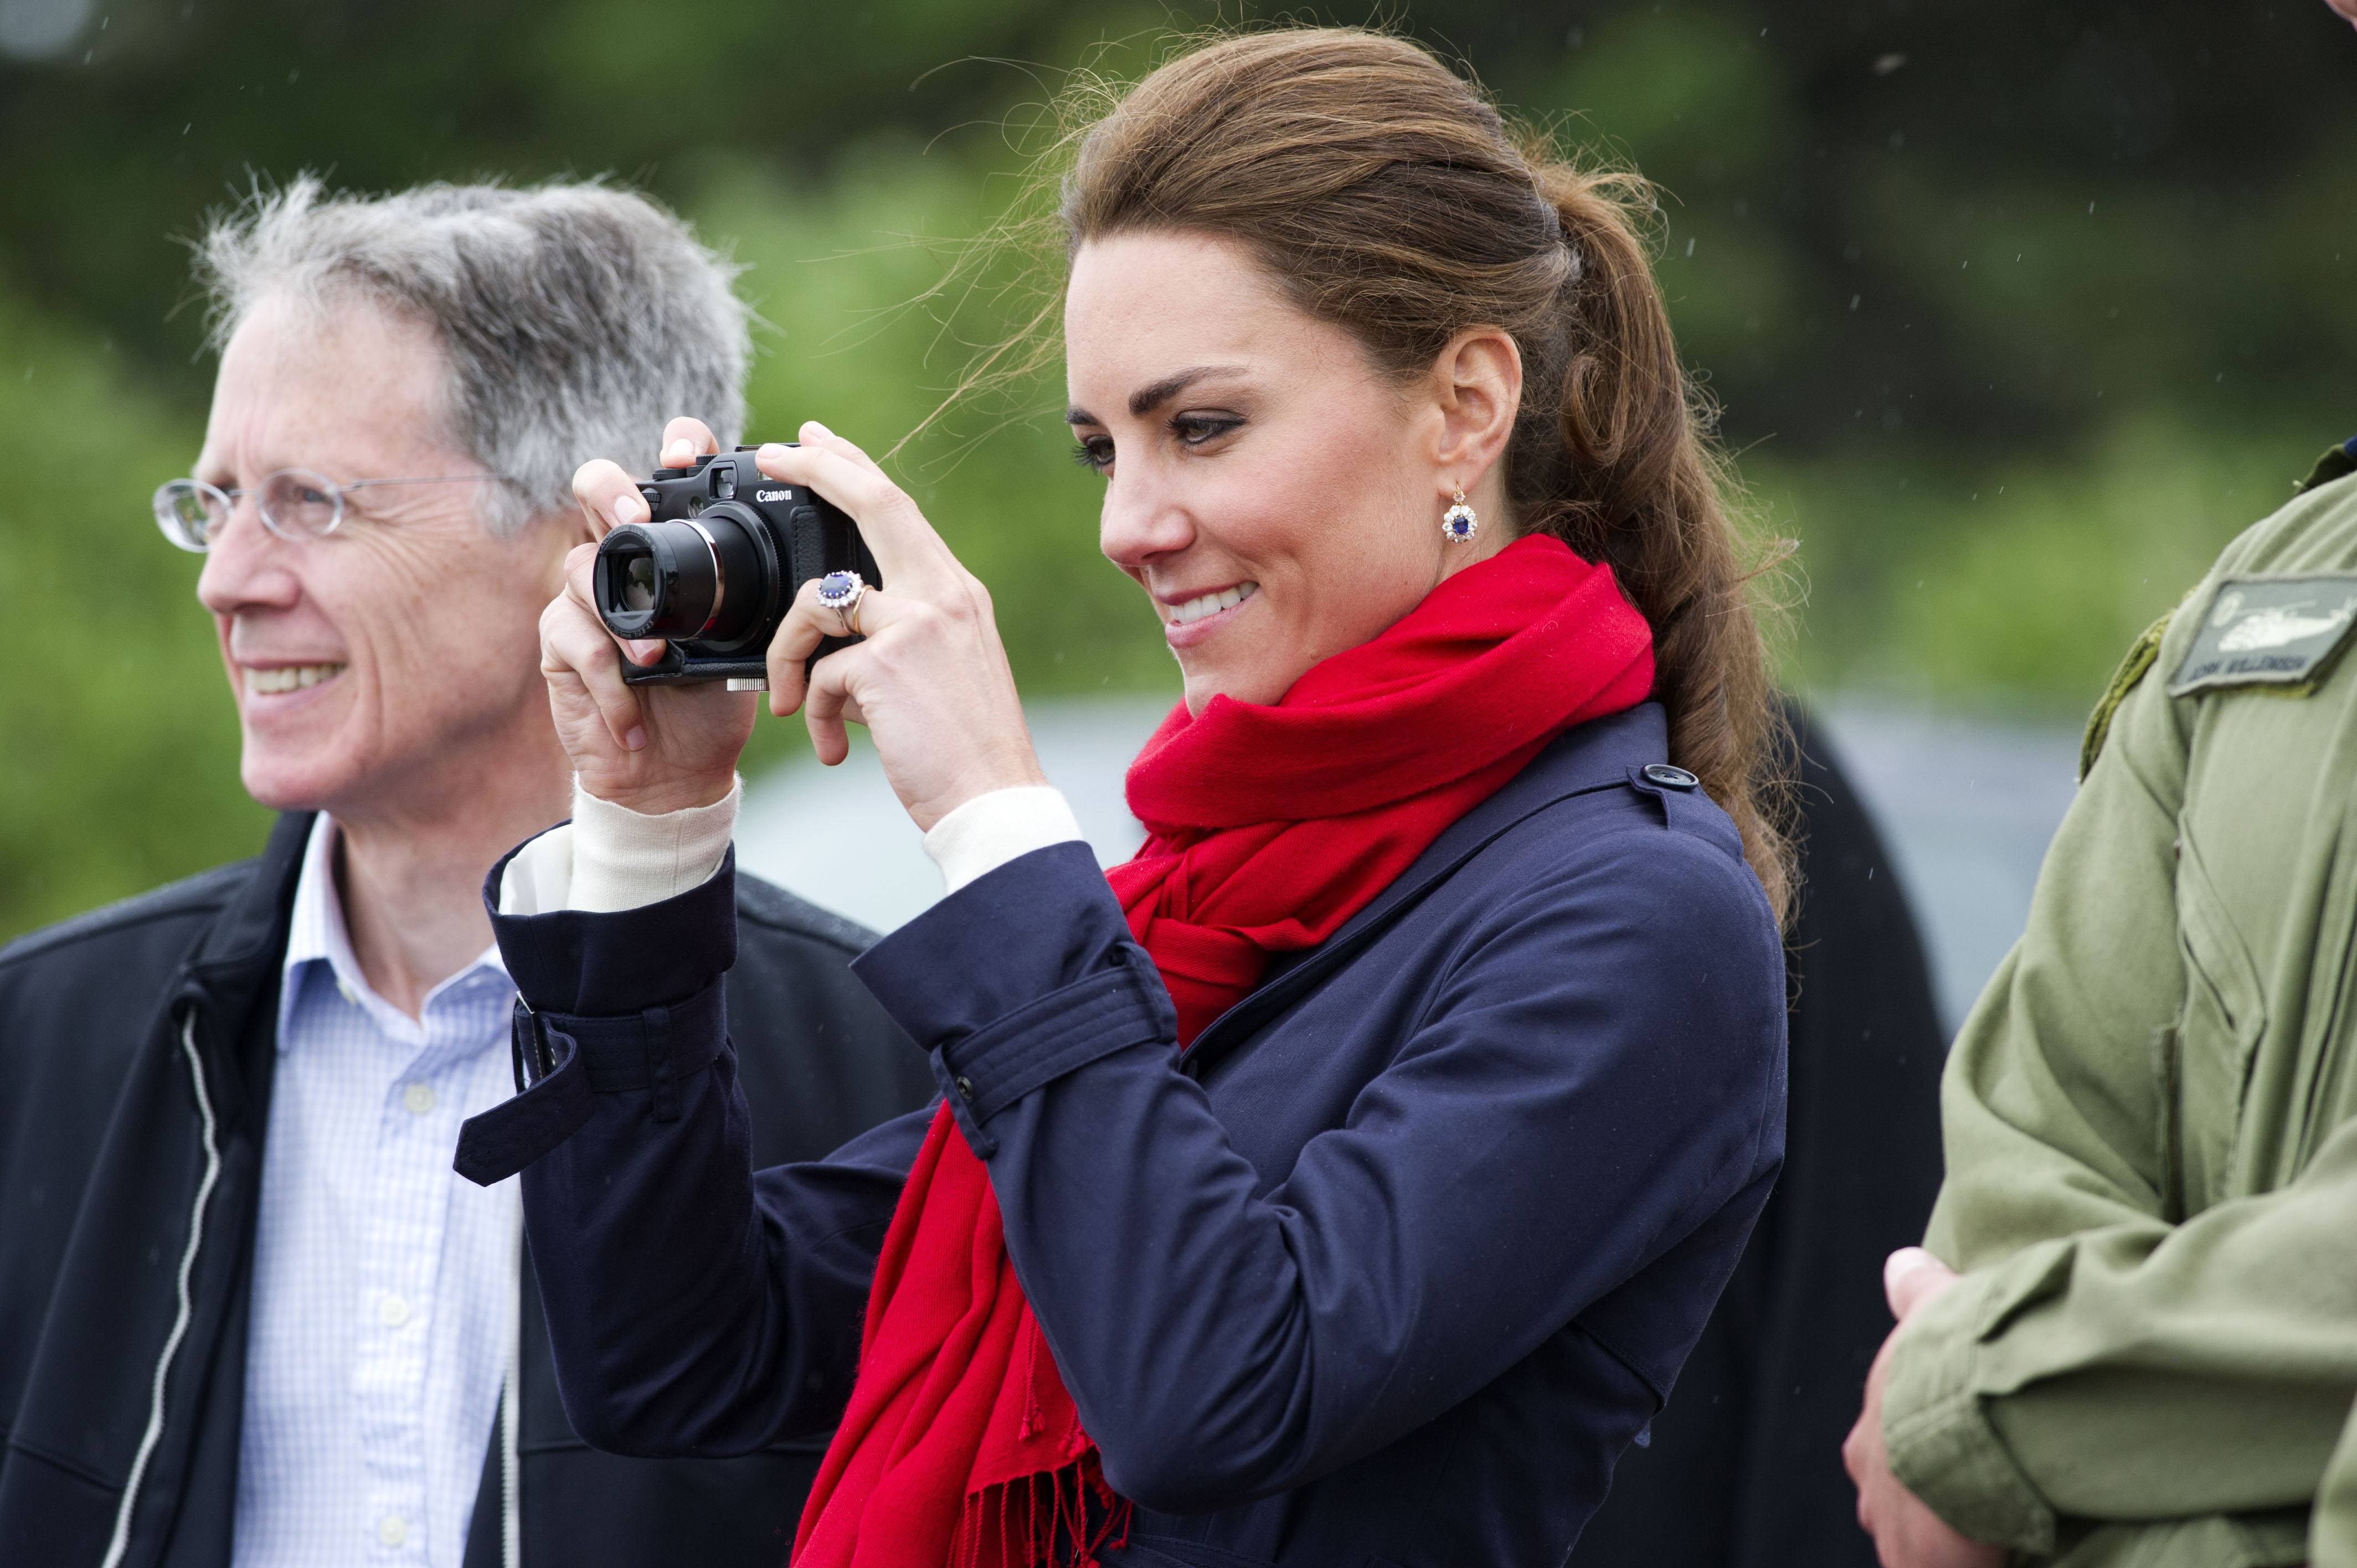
left=923, top=786, right=1085, bottom=895
left=496, top=778, right=742, bottom=916
left=569, top=777, right=740, bottom=912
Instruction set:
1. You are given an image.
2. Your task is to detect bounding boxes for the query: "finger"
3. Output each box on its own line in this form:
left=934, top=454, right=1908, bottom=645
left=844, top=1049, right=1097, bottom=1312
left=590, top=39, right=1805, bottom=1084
left=798, top=420, right=889, bottom=481
left=763, top=578, right=914, bottom=716
left=1883, top=1247, right=1949, bottom=1319
left=800, top=622, right=883, bottom=767
left=541, top=592, right=647, bottom=752
left=751, top=440, right=958, bottom=589
left=658, top=417, right=722, bottom=472
left=573, top=458, right=650, bottom=538
left=804, top=652, right=853, bottom=765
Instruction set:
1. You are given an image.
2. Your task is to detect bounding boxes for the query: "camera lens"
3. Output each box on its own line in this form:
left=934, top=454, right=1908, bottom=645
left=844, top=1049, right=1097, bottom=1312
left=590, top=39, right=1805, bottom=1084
left=593, top=516, right=767, bottom=646
left=619, top=553, right=658, bottom=613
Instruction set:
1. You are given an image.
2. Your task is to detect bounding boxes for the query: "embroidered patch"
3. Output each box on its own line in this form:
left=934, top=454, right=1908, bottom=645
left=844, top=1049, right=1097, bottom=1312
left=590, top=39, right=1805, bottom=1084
left=2166, top=573, right=2357, bottom=697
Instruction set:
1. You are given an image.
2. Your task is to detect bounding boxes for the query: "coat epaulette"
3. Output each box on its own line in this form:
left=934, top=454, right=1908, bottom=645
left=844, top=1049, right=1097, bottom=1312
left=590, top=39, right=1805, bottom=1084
left=2080, top=610, right=2173, bottom=782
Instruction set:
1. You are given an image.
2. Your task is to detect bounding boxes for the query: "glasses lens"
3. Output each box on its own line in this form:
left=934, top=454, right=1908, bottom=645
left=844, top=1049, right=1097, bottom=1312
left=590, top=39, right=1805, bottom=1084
left=153, top=480, right=225, bottom=552
left=259, top=469, right=342, bottom=538
left=620, top=553, right=659, bottom=613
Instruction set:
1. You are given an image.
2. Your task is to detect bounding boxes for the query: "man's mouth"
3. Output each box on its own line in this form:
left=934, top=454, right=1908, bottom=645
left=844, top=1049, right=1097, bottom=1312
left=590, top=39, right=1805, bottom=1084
left=1167, top=582, right=1258, bottom=627
left=245, top=663, right=347, bottom=696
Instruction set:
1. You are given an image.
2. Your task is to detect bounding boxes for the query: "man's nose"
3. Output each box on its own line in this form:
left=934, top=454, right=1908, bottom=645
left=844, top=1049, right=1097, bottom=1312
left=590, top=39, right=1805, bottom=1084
left=195, top=498, right=302, bottom=616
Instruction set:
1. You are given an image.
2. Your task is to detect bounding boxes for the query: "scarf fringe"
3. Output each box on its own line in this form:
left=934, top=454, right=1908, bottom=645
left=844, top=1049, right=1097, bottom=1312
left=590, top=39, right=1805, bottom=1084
left=951, top=1456, right=1134, bottom=1568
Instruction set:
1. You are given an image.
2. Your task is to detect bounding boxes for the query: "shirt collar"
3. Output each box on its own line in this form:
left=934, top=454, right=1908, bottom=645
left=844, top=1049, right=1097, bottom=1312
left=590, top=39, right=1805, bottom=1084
left=280, top=814, right=510, bottom=1052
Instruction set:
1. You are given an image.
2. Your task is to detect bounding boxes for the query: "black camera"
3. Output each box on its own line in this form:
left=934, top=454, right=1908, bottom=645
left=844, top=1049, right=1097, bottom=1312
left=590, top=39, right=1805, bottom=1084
left=591, top=445, right=879, bottom=686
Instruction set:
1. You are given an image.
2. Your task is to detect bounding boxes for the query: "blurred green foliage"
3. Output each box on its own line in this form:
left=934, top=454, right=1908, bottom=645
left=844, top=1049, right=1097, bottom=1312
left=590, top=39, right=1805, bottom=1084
left=1, top=0, right=2353, bottom=935
left=0, top=277, right=271, bottom=932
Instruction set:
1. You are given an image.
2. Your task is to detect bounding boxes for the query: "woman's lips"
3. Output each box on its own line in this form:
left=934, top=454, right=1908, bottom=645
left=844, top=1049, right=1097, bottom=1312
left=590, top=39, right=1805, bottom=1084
left=1161, top=582, right=1258, bottom=648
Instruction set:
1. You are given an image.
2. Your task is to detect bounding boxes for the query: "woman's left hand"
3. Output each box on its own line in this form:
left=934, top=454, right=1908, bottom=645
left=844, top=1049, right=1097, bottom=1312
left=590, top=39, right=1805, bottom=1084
left=752, top=421, right=1048, bottom=832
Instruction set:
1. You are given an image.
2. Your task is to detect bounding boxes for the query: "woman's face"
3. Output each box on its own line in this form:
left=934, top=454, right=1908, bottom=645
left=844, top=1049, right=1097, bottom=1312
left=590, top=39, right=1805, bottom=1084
left=1064, top=230, right=1515, bottom=714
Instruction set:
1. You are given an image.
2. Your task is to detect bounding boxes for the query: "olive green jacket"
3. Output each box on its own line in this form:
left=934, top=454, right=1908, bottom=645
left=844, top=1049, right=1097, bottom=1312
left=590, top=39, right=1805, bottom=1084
left=1882, top=461, right=2357, bottom=1568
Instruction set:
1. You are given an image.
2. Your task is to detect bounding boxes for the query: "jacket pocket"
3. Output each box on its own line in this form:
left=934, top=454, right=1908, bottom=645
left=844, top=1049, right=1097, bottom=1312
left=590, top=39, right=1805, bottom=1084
left=2172, top=827, right=2269, bottom=1210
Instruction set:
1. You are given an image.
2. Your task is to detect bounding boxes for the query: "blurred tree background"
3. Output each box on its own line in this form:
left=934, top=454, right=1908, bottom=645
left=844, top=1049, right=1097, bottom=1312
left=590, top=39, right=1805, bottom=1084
left=0, top=0, right=2351, bottom=937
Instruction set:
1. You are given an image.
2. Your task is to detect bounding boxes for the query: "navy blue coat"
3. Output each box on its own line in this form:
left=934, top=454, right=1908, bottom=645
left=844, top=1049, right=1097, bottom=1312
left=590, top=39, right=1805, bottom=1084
left=457, top=702, right=1788, bottom=1568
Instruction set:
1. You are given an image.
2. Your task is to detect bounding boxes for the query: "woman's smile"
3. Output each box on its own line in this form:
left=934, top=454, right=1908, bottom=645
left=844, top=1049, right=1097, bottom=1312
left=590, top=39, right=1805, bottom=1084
left=1160, top=580, right=1259, bottom=645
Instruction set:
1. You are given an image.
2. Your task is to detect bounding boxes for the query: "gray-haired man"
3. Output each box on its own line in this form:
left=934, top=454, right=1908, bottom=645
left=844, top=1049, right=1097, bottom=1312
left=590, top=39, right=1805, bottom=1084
left=0, top=179, right=932, bottom=1567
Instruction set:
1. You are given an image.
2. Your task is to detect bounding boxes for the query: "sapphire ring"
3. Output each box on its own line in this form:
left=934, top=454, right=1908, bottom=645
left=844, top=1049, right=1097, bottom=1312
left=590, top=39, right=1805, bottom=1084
left=816, top=570, right=866, bottom=638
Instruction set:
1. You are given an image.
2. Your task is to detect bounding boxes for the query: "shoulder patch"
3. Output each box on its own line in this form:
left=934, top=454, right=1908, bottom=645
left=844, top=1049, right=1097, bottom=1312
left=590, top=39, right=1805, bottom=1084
left=2165, top=574, right=2357, bottom=699
left=2296, top=436, right=2357, bottom=496
left=2081, top=610, right=2170, bottom=781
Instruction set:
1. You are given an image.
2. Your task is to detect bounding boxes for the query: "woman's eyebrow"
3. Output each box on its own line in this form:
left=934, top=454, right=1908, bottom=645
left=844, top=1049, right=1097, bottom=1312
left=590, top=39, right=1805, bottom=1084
left=1066, top=364, right=1251, bottom=428
left=1126, top=364, right=1246, bottom=417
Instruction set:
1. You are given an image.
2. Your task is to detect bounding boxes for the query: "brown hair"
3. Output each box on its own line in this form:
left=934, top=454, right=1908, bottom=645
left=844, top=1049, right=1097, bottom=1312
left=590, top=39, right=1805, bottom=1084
left=1042, top=27, right=1793, bottom=919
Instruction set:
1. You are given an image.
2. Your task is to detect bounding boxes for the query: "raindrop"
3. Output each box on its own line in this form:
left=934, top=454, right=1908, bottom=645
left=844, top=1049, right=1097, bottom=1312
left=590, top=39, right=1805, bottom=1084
left=1849, top=294, right=1862, bottom=311
left=1873, top=52, right=1906, bottom=75
left=1685, top=237, right=1696, bottom=257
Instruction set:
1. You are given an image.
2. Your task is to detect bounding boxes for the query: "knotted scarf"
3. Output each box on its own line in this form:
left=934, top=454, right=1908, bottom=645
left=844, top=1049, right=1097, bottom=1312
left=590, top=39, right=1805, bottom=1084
left=792, top=533, right=1655, bottom=1567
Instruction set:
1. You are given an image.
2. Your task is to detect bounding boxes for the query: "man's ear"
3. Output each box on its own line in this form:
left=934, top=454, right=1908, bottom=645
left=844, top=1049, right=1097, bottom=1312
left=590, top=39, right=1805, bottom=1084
left=1428, top=327, right=1522, bottom=483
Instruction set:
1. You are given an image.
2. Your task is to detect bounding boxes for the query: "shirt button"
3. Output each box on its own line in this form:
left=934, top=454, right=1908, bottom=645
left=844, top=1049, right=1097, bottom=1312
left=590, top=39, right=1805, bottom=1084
left=955, top=1076, right=975, bottom=1100
left=402, top=1082, right=435, bottom=1115
left=379, top=1294, right=411, bottom=1328
left=378, top=1513, right=408, bottom=1548
left=1641, top=762, right=1701, bottom=791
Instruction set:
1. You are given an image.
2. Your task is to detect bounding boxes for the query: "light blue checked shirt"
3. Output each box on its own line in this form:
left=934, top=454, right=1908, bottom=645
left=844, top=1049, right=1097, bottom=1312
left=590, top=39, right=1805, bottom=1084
left=233, top=816, right=521, bottom=1568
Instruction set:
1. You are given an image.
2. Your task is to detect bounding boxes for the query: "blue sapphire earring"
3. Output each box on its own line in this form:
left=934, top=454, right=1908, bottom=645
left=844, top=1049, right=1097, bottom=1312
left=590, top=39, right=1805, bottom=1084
left=1441, top=488, right=1479, bottom=544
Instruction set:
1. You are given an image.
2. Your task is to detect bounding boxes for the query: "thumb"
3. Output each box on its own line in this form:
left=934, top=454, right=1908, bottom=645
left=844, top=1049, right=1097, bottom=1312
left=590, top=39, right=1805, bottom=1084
left=1883, top=1246, right=1956, bottom=1321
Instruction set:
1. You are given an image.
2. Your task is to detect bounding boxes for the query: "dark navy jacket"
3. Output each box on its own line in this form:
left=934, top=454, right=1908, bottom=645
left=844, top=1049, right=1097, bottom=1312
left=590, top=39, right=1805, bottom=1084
left=459, top=703, right=1789, bottom=1568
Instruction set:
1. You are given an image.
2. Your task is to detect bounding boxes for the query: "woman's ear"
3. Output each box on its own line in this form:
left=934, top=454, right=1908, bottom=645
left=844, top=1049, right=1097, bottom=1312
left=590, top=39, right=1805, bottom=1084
left=1427, top=328, right=1522, bottom=489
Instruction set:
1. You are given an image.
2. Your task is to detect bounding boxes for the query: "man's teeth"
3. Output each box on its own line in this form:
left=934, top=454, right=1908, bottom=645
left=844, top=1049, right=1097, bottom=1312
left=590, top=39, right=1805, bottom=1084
left=1170, top=582, right=1258, bottom=627
left=247, top=663, right=346, bottom=695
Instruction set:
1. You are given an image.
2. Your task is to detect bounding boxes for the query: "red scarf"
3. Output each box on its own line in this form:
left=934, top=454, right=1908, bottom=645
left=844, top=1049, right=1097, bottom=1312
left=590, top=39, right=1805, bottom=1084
left=793, top=534, right=1654, bottom=1567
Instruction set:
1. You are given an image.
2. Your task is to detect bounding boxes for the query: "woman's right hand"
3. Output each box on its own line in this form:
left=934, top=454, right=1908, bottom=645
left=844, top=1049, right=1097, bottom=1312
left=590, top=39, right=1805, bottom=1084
left=540, top=420, right=756, bottom=815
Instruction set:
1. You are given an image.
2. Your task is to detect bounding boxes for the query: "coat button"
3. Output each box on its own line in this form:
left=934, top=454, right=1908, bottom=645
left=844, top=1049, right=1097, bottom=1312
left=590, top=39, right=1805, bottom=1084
left=1641, top=763, right=1700, bottom=790
left=955, top=1076, right=975, bottom=1100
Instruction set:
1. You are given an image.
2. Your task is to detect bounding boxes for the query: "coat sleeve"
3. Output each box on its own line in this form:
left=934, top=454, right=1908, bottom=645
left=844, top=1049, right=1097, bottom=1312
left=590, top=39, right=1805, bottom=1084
left=471, top=819, right=1787, bottom=1500
left=454, top=842, right=930, bottom=1456
left=1886, top=596, right=2357, bottom=1552
left=857, top=832, right=1784, bottom=1514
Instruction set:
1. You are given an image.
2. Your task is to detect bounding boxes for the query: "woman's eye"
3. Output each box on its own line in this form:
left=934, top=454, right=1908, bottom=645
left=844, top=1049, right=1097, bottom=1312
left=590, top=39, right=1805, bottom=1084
left=1071, top=435, right=1115, bottom=472
left=1173, top=414, right=1243, bottom=447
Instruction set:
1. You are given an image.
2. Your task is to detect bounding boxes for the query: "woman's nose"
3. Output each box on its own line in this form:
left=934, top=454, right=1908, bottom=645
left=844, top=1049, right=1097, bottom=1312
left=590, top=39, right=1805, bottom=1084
left=1098, top=472, right=1196, bottom=572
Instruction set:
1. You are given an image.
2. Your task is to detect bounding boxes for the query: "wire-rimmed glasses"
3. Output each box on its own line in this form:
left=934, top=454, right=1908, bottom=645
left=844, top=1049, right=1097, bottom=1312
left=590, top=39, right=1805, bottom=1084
left=152, top=469, right=501, bottom=552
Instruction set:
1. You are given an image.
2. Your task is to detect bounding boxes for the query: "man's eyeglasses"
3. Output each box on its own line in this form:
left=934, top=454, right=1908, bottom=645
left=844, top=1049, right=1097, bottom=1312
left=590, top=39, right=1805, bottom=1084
left=152, top=469, right=501, bottom=552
